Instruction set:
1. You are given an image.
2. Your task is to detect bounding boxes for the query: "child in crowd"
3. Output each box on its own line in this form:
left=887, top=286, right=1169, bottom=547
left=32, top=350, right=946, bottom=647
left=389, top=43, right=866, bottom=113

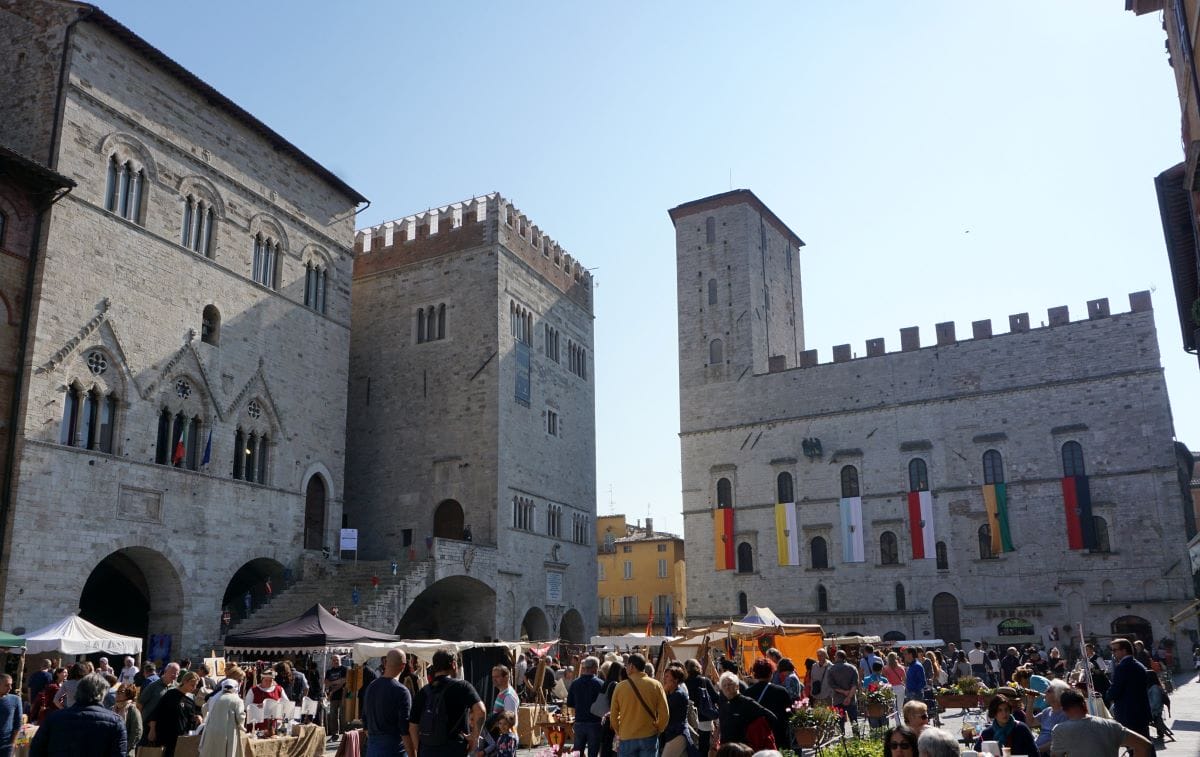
left=495, top=711, right=518, bottom=757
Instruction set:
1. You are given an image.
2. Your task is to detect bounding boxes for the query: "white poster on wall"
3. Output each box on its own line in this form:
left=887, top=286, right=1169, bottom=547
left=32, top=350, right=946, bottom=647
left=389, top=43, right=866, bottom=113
left=340, top=528, right=358, bottom=551
left=546, top=571, right=563, bottom=604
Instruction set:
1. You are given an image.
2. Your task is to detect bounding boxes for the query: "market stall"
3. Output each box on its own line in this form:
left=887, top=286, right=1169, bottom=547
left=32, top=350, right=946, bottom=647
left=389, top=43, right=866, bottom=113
left=670, top=614, right=824, bottom=680
left=588, top=632, right=678, bottom=650
left=24, top=614, right=141, bottom=656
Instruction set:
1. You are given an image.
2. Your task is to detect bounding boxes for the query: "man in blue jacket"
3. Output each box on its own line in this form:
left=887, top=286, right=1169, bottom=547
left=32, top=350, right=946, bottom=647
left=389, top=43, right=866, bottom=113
left=904, top=647, right=927, bottom=702
left=566, top=657, right=604, bottom=757
left=30, top=673, right=126, bottom=757
left=1104, top=638, right=1151, bottom=739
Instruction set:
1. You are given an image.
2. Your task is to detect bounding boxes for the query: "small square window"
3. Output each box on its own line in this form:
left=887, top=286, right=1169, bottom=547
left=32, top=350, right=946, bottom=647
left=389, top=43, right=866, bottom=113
left=657, top=543, right=667, bottom=552
left=622, top=545, right=632, bottom=553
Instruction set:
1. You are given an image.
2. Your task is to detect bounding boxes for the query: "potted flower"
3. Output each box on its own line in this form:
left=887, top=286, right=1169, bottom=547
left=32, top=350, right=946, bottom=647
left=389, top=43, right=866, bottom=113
left=788, top=704, right=838, bottom=747
left=863, top=682, right=893, bottom=718
left=935, top=676, right=984, bottom=709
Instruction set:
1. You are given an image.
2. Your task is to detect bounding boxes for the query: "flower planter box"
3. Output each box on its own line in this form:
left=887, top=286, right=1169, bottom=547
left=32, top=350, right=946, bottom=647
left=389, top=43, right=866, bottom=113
left=935, top=694, right=980, bottom=709
left=866, top=702, right=888, bottom=718
left=793, top=726, right=820, bottom=748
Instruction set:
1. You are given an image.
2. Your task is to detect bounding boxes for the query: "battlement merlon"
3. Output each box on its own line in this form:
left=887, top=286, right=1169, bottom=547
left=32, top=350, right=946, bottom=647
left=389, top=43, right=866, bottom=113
left=353, top=192, right=593, bottom=289
left=668, top=188, right=806, bottom=248
left=781, top=291, right=1153, bottom=371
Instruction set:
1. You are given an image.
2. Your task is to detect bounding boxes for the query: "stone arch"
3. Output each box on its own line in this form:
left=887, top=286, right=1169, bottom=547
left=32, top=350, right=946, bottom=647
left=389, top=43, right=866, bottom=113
left=222, top=557, right=286, bottom=621
left=1111, top=615, right=1153, bottom=646
left=560, top=608, right=585, bottom=643
left=300, top=243, right=336, bottom=279
left=175, top=174, right=227, bottom=218
left=304, top=474, right=328, bottom=551
left=520, top=606, right=551, bottom=641
left=96, top=132, right=159, bottom=183
left=248, top=213, right=290, bottom=253
left=79, top=546, right=184, bottom=652
left=434, top=499, right=465, bottom=540
left=396, top=575, right=496, bottom=641
left=932, top=592, right=961, bottom=644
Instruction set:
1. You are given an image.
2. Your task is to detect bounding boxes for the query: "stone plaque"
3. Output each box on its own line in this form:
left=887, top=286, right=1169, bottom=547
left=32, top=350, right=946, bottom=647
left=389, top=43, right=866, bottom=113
left=118, top=485, right=163, bottom=523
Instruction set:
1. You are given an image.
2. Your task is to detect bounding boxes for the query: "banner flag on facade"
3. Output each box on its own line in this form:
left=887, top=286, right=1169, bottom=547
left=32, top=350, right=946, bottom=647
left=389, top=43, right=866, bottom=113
left=982, top=483, right=1015, bottom=553
left=713, top=502, right=735, bottom=570
left=775, top=502, right=799, bottom=566
left=1061, top=475, right=1097, bottom=550
left=907, top=490, right=935, bottom=559
left=839, top=496, right=865, bottom=562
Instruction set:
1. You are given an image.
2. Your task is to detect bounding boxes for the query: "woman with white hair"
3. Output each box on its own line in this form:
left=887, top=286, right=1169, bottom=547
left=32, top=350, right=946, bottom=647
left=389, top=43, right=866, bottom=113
left=1033, top=679, right=1070, bottom=755
left=715, top=671, right=776, bottom=748
left=916, top=727, right=959, bottom=757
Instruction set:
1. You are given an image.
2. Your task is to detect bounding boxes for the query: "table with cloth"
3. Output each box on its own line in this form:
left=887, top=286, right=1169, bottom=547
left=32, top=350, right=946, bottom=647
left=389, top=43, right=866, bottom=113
left=173, top=724, right=326, bottom=757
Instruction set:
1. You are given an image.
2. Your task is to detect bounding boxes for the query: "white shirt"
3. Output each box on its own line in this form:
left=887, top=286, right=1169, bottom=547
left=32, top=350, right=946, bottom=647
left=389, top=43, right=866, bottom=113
left=118, top=665, right=138, bottom=685
left=968, top=649, right=986, bottom=665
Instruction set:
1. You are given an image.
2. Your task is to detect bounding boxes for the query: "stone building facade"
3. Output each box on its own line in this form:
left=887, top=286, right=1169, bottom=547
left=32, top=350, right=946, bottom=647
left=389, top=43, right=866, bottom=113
left=675, top=189, right=1196, bottom=653
left=347, top=194, right=596, bottom=643
left=0, top=1, right=364, bottom=656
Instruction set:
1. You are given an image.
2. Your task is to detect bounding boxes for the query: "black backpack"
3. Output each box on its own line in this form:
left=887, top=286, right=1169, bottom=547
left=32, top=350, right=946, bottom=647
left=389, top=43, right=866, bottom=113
left=419, top=678, right=464, bottom=746
left=693, top=677, right=720, bottom=721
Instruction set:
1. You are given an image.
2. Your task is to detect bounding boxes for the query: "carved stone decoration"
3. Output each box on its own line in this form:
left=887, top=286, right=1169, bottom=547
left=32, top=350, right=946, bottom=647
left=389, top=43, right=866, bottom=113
left=117, top=485, right=163, bottom=523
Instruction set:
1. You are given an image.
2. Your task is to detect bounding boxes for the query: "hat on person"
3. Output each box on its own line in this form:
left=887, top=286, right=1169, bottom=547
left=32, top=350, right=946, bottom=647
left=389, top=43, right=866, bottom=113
left=260, top=668, right=275, bottom=678
left=220, top=679, right=238, bottom=691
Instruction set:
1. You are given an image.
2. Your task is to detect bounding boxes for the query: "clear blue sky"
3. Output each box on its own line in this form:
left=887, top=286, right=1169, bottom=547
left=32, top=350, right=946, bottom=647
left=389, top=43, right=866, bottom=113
left=100, top=1, right=1199, bottom=535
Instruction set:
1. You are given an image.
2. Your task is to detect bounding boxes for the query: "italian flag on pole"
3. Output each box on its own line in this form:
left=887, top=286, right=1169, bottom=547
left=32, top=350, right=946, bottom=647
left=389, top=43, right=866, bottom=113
left=172, top=420, right=187, bottom=466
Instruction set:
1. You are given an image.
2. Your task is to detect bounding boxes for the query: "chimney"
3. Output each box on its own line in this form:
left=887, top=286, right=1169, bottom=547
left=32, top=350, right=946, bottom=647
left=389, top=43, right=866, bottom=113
left=645, top=517, right=654, bottom=534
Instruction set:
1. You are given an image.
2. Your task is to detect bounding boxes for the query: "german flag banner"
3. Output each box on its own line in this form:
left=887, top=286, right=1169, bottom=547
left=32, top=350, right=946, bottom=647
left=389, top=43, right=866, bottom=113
left=982, top=483, right=1015, bottom=553
left=1061, top=475, right=1097, bottom=550
left=714, top=502, right=734, bottom=570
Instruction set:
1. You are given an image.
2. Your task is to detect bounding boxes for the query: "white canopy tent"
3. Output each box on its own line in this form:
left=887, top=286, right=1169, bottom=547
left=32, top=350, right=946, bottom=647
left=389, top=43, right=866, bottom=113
left=589, top=633, right=678, bottom=650
left=351, top=639, right=522, bottom=665
left=24, top=614, right=142, bottom=656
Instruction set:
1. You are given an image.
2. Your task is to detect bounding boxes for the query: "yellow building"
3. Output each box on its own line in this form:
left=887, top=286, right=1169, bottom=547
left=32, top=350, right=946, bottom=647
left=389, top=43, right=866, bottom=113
left=596, top=515, right=686, bottom=635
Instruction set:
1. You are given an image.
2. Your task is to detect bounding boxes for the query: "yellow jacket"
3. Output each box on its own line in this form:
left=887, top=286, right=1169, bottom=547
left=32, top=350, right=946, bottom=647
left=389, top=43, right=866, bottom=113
left=609, top=670, right=669, bottom=740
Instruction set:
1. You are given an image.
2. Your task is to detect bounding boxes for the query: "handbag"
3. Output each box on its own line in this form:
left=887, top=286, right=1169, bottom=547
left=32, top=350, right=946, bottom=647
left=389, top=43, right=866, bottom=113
left=590, top=688, right=610, bottom=718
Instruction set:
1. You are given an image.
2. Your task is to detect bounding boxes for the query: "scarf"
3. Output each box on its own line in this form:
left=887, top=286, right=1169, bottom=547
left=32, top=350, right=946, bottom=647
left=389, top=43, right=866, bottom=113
left=992, top=718, right=1015, bottom=746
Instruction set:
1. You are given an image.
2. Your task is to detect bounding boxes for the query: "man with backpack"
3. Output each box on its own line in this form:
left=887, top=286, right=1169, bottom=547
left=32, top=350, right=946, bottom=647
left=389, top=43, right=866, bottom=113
left=408, top=651, right=485, bottom=757
left=566, top=657, right=604, bottom=757
left=609, top=654, right=668, bottom=757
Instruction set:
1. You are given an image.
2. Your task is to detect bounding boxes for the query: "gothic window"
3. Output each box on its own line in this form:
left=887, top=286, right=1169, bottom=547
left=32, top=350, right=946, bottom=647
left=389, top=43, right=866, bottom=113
left=201, top=305, right=220, bottom=346
left=776, top=471, right=794, bottom=503
left=156, top=408, right=202, bottom=471
left=417, top=309, right=426, bottom=343
left=181, top=194, right=215, bottom=256
left=437, top=304, right=445, bottom=339
left=736, top=542, right=753, bottom=573
left=840, top=465, right=860, bottom=498
left=978, top=524, right=997, bottom=560
left=544, top=324, right=560, bottom=361
left=936, top=541, right=948, bottom=570
left=983, top=449, right=1005, bottom=484
left=880, top=531, right=899, bottom=565
left=231, top=399, right=270, bottom=483
left=895, top=583, right=906, bottom=611
left=510, top=301, right=532, bottom=344
left=568, top=341, right=588, bottom=379
left=908, top=458, right=929, bottom=491
left=1091, top=516, right=1111, bottom=553
left=736, top=591, right=748, bottom=616
left=104, top=155, right=145, bottom=224
left=60, top=382, right=117, bottom=453
left=716, top=477, right=733, bottom=508
left=251, top=233, right=281, bottom=289
left=547, top=504, right=562, bottom=537
left=512, top=497, right=535, bottom=531
left=1062, top=441, right=1086, bottom=477
left=707, top=278, right=718, bottom=305
left=810, top=536, right=828, bottom=569
left=709, top=338, right=723, bottom=364
left=304, top=261, right=328, bottom=314
left=817, top=584, right=829, bottom=612
left=705, top=216, right=716, bottom=244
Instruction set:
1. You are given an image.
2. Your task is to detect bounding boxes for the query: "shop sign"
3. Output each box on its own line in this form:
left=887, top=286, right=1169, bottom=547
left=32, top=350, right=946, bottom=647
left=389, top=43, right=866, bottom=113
left=985, top=607, right=1042, bottom=620
left=830, top=616, right=865, bottom=626
left=998, top=618, right=1036, bottom=636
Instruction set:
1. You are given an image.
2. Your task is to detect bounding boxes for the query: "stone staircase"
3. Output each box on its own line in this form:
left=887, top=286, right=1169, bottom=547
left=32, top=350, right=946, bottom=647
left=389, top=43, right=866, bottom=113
left=223, top=555, right=434, bottom=640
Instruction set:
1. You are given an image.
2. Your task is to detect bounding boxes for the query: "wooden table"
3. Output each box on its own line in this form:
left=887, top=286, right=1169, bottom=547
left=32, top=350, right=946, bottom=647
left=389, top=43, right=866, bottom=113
left=174, top=724, right=326, bottom=757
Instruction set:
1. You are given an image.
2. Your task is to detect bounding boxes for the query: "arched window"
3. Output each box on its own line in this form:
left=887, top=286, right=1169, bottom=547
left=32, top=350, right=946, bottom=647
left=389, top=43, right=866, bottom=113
left=709, top=338, right=723, bottom=364
left=181, top=194, right=215, bottom=256
left=880, top=531, right=899, bottom=565
left=304, top=475, right=326, bottom=550
left=817, top=584, right=829, bottom=612
left=982, top=450, right=1005, bottom=484
left=417, top=309, right=426, bottom=343
left=201, top=305, right=220, bottom=345
left=810, top=536, right=828, bottom=569
left=1062, top=441, right=1085, bottom=477
left=736, top=542, right=754, bottom=573
left=304, top=261, right=328, bottom=314
left=840, top=465, right=860, bottom=498
left=251, top=233, right=281, bottom=289
left=776, top=471, right=794, bottom=503
left=978, top=524, right=996, bottom=560
left=60, top=383, right=118, bottom=453
left=705, top=216, right=716, bottom=243
left=232, top=428, right=245, bottom=478
left=707, top=278, right=718, bottom=305
left=908, top=458, right=929, bottom=492
left=716, top=477, right=733, bottom=508
left=935, top=541, right=948, bottom=570
left=104, top=155, right=145, bottom=224
left=737, top=591, right=748, bottom=616
left=895, top=583, right=906, bottom=611
left=437, top=303, right=446, bottom=339
left=1091, top=516, right=1111, bottom=553
left=426, top=306, right=438, bottom=342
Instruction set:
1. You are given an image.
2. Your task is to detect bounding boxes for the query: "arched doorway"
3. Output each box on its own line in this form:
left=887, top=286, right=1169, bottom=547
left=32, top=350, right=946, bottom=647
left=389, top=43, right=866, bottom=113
left=560, top=609, right=585, bottom=643
left=304, top=475, right=326, bottom=550
left=1111, top=615, right=1153, bottom=646
left=395, top=575, right=496, bottom=641
left=222, top=558, right=286, bottom=622
left=882, top=631, right=906, bottom=642
left=520, top=606, right=550, bottom=641
left=434, top=499, right=464, bottom=540
left=932, top=592, right=961, bottom=644
left=80, top=547, right=183, bottom=654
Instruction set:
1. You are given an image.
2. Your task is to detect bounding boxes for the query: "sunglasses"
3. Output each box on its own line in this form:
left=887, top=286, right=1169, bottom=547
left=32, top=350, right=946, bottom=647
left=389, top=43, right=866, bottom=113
left=918, top=713, right=929, bottom=720
left=888, top=744, right=913, bottom=750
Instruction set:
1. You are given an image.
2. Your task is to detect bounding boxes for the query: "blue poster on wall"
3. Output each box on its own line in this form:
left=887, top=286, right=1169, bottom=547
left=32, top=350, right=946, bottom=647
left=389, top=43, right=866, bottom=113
left=515, top=341, right=530, bottom=405
left=149, top=634, right=172, bottom=664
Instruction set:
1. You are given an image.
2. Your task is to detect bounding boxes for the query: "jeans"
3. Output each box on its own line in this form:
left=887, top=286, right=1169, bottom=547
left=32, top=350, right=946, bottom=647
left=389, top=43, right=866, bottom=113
left=618, top=734, right=658, bottom=757
left=367, top=734, right=408, bottom=757
left=574, top=721, right=603, bottom=757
